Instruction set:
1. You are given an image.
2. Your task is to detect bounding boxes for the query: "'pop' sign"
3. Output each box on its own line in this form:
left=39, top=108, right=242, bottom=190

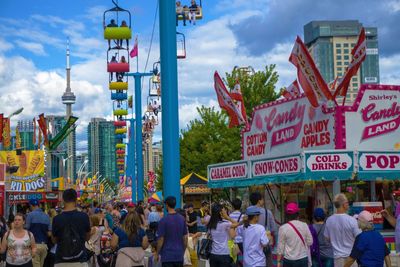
left=359, top=152, right=400, bottom=171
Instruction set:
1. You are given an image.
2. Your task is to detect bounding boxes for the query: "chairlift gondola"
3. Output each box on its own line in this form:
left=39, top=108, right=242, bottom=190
left=177, top=0, right=203, bottom=21
left=177, top=32, right=186, bottom=59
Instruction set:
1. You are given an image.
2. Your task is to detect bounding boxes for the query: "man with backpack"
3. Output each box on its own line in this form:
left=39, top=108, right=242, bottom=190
left=248, top=192, right=278, bottom=267
left=52, top=189, right=91, bottom=267
left=26, top=199, right=51, bottom=267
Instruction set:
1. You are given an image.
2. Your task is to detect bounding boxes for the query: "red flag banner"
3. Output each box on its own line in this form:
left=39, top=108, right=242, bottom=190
left=334, top=28, right=366, bottom=98
left=130, top=37, right=138, bottom=58
left=37, top=113, right=48, bottom=147
left=0, top=114, right=3, bottom=142
left=230, top=79, right=248, bottom=125
left=281, top=80, right=301, bottom=99
left=214, top=71, right=245, bottom=128
left=289, top=36, right=333, bottom=107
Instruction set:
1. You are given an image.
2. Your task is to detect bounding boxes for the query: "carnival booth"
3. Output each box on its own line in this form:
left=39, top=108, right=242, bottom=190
left=208, top=84, right=400, bottom=252
left=180, top=172, right=210, bottom=208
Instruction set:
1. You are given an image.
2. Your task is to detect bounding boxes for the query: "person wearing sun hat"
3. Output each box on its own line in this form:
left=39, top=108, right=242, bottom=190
left=277, top=202, right=313, bottom=267
left=236, top=206, right=269, bottom=267
left=344, top=211, right=391, bottom=267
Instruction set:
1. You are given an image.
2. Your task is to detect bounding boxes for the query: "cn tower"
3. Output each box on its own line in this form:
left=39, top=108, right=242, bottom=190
left=61, top=39, right=76, bottom=183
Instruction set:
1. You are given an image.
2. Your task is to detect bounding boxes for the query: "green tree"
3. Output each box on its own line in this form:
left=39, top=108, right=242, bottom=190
left=224, top=64, right=280, bottom=116
left=180, top=106, right=241, bottom=178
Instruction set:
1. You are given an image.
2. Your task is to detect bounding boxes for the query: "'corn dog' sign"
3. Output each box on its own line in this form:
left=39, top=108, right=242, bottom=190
left=0, top=151, right=46, bottom=191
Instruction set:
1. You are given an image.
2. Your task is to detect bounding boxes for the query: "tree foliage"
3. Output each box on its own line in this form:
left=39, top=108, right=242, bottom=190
left=180, top=106, right=241, bottom=178
left=224, top=64, right=280, bottom=117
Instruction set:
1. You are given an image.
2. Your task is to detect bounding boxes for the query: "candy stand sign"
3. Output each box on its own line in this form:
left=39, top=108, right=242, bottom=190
left=251, top=154, right=302, bottom=183
left=208, top=160, right=249, bottom=188
left=242, top=95, right=335, bottom=160
left=305, top=151, right=354, bottom=180
left=344, top=85, right=400, bottom=150
left=358, top=151, right=400, bottom=180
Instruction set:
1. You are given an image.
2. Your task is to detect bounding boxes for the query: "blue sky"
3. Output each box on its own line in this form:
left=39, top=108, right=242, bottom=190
left=1, top=0, right=400, bottom=152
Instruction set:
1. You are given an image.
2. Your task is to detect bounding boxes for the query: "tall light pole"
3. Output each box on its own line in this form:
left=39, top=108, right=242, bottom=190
left=8, top=108, right=24, bottom=119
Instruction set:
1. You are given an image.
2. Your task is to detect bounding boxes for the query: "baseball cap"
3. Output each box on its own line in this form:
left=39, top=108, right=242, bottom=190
left=358, top=210, right=373, bottom=223
left=285, top=202, right=299, bottom=214
left=313, top=208, right=326, bottom=220
left=94, top=208, right=102, bottom=214
left=127, top=203, right=135, bottom=208
left=29, top=199, right=39, bottom=206
left=246, top=206, right=261, bottom=216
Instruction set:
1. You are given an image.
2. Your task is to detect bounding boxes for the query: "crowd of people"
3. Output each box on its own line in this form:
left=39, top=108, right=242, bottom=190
left=0, top=190, right=396, bottom=267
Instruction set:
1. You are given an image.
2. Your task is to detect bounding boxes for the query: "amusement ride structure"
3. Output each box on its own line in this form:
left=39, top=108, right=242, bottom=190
left=103, top=0, right=203, bottom=203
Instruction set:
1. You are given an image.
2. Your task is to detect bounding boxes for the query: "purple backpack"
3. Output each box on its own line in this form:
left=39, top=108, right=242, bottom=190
left=309, top=225, right=322, bottom=265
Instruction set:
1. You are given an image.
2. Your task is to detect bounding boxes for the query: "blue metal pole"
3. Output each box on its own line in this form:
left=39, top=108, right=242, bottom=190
left=126, top=72, right=153, bottom=203
left=159, top=0, right=181, bottom=207
left=134, top=75, right=144, bottom=202
left=126, top=118, right=136, bottom=203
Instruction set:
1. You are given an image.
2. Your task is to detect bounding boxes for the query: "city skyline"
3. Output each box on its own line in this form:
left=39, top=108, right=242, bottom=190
left=1, top=0, right=399, bottom=154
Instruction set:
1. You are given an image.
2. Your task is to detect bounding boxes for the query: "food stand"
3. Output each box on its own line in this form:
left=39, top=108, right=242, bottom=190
left=208, top=84, right=400, bottom=253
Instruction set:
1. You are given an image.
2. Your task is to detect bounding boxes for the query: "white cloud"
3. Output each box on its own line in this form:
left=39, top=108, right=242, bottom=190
left=0, top=54, right=111, bottom=149
left=15, top=40, right=47, bottom=56
left=0, top=38, right=13, bottom=52
left=380, top=53, right=400, bottom=84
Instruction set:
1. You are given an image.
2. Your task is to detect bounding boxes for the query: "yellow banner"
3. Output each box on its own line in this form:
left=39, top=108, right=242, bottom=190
left=0, top=150, right=45, bottom=191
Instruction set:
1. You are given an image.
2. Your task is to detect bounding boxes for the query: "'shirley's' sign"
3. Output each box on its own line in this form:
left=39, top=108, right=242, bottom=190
left=242, top=95, right=335, bottom=160
left=343, top=85, right=400, bottom=150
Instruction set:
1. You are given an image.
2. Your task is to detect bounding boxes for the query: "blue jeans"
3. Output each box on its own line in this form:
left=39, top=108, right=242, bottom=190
left=283, top=257, right=308, bottom=267
left=312, top=255, right=334, bottom=267
left=176, top=12, right=186, bottom=25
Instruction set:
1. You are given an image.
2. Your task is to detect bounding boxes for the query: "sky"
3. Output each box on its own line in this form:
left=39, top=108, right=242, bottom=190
left=0, top=0, right=399, bottom=153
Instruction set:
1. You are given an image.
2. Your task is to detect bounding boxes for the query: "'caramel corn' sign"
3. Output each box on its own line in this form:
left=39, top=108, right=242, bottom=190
left=0, top=151, right=46, bottom=191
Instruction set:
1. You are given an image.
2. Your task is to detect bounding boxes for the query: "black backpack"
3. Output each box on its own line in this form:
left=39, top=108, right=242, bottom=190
left=58, top=223, right=84, bottom=261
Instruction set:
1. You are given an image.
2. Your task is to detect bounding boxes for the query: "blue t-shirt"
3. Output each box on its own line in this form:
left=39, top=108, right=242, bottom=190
left=26, top=208, right=51, bottom=244
left=156, top=213, right=188, bottom=263
left=350, top=230, right=390, bottom=267
left=114, top=227, right=145, bottom=249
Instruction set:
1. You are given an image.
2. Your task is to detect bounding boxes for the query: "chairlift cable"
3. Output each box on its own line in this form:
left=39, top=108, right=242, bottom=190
left=141, top=0, right=159, bottom=90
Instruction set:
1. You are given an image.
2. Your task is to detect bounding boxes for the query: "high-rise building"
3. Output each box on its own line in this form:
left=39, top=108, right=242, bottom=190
left=76, top=153, right=88, bottom=180
left=152, top=140, right=162, bottom=172
left=17, top=120, right=35, bottom=150
left=46, top=115, right=76, bottom=179
left=304, top=20, right=379, bottom=103
left=88, top=118, right=117, bottom=184
left=61, top=40, right=77, bottom=184
left=143, top=135, right=154, bottom=182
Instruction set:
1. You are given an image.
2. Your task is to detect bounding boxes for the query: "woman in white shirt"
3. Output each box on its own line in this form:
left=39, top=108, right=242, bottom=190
left=277, top=202, right=313, bottom=267
left=208, top=203, right=239, bottom=267
left=237, top=206, right=269, bottom=267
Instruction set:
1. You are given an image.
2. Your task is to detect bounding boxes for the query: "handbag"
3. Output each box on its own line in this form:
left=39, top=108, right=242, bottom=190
left=116, top=247, right=145, bottom=267
left=198, top=232, right=212, bottom=260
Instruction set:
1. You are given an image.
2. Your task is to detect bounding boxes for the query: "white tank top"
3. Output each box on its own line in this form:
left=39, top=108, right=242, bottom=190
left=6, top=230, right=32, bottom=265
